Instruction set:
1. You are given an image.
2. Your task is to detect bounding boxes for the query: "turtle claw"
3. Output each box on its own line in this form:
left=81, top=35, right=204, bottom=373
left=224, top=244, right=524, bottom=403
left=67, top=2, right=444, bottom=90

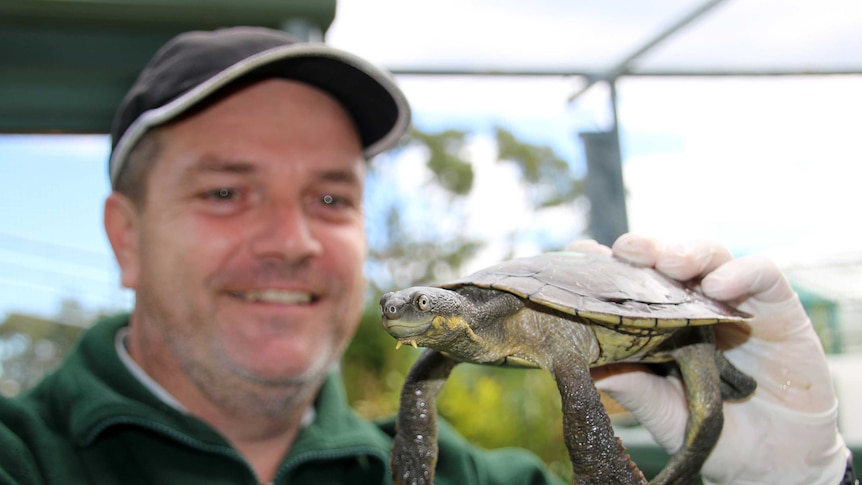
left=395, top=339, right=419, bottom=350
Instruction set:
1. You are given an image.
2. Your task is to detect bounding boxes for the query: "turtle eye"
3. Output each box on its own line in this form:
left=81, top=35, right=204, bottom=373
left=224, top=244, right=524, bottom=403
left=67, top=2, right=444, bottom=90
left=416, top=294, right=431, bottom=311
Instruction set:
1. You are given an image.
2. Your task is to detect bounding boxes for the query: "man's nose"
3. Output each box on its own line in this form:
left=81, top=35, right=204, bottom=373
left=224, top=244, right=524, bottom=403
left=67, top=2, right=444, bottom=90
left=249, top=202, right=323, bottom=261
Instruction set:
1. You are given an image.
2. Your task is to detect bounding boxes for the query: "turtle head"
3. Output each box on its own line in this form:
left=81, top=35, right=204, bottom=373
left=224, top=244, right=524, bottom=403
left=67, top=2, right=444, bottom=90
left=379, top=287, right=470, bottom=348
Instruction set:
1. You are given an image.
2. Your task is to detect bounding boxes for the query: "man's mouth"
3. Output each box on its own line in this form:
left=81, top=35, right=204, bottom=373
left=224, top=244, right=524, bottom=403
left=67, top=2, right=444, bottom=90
left=229, top=289, right=314, bottom=305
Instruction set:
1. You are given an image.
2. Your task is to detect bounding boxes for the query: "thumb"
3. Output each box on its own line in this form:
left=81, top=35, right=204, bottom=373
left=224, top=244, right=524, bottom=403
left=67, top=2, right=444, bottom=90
left=594, top=366, right=689, bottom=452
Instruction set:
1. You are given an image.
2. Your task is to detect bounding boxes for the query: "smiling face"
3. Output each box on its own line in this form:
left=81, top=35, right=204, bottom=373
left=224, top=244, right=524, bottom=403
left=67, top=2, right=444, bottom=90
left=105, top=79, right=367, bottom=414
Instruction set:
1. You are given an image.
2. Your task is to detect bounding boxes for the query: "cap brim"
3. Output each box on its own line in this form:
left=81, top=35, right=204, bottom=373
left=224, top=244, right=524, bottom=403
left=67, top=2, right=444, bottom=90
left=110, top=44, right=410, bottom=185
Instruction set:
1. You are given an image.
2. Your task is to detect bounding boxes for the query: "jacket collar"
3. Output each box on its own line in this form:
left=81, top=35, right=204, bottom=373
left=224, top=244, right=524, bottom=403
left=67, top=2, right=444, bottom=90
left=38, top=314, right=391, bottom=467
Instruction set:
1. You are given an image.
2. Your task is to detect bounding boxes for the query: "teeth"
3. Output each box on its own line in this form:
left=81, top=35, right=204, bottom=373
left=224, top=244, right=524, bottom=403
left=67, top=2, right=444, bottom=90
left=238, top=290, right=312, bottom=304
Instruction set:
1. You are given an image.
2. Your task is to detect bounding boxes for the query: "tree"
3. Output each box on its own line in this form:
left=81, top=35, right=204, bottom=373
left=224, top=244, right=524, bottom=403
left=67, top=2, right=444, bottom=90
left=344, top=125, right=586, bottom=480
left=0, top=309, right=86, bottom=397
left=362, top=126, right=586, bottom=294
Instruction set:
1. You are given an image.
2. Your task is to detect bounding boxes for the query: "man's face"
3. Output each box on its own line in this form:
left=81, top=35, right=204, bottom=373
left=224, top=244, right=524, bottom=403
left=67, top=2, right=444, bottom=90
left=112, top=79, right=367, bottom=405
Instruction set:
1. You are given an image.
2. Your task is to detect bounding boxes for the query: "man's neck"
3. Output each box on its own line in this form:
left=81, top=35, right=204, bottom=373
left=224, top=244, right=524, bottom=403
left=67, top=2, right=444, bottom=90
left=121, top=322, right=320, bottom=483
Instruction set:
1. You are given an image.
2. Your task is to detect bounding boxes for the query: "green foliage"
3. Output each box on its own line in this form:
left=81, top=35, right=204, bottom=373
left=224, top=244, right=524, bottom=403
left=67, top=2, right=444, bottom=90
left=363, top=128, right=486, bottom=295
left=363, top=125, right=584, bottom=296
left=437, top=365, right=573, bottom=481
left=342, top=307, right=573, bottom=482
left=347, top=125, right=586, bottom=481
left=405, top=129, right=474, bottom=196
left=342, top=305, right=420, bottom=418
left=367, top=227, right=482, bottom=294
left=0, top=308, right=87, bottom=397
left=495, top=126, right=584, bottom=209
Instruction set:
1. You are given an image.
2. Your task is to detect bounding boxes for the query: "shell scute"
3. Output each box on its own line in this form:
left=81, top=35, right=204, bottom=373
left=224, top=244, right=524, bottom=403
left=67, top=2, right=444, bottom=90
left=440, top=252, right=749, bottom=329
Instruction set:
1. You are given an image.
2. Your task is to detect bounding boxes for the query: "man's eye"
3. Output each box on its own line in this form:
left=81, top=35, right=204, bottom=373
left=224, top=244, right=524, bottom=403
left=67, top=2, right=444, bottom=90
left=207, top=188, right=235, bottom=200
left=197, top=186, right=252, bottom=215
left=321, top=194, right=345, bottom=206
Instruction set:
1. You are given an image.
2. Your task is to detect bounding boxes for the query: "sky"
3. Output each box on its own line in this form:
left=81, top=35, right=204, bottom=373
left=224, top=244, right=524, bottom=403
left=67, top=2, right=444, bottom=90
left=326, top=0, right=862, bottom=73
left=1, top=0, right=861, bottom=320
left=325, top=0, right=862, bottom=265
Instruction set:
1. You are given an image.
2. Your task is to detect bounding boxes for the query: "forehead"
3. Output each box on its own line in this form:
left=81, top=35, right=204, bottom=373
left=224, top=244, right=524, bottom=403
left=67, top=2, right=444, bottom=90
left=176, top=153, right=366, bottom=185
left=151, top=79, right=366, bottom=180
left=169, top=79, right=361, bottom=145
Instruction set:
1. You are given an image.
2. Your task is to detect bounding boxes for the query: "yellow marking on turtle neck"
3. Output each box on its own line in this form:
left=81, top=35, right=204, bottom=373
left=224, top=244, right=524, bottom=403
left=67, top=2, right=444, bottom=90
left=432, top=315, right=467, bottom=331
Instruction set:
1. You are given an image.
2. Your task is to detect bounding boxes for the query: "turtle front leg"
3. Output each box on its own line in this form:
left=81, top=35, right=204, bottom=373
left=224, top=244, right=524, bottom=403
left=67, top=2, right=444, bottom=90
left=650, top=339, right=723, bottom=485
left=554, top=356, right=647, bottom=485
left=392, top=349, right=459, bottom=485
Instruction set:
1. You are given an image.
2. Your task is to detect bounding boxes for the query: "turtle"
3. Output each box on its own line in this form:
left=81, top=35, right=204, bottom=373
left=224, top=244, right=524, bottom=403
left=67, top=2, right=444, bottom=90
left=379, top=251, right=756, bottom=485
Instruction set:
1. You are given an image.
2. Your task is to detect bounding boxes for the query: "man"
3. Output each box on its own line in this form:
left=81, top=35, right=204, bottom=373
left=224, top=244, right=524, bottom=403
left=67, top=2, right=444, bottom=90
left=0, top=26, right=560, bottom=485
left=0, top=26, right=853, bottom=485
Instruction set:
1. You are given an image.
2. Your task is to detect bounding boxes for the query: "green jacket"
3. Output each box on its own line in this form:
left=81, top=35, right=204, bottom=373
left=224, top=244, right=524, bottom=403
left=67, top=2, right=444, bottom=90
left=0, top=314, right=563, bottom=485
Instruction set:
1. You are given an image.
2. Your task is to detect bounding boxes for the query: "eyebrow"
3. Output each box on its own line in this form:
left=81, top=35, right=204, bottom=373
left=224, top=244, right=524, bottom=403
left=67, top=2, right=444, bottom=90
left=185, top=156, right=257, bottom=177
left=180, top=155, right=364, bottom=184
left=315, top=166, right=364, bottom=185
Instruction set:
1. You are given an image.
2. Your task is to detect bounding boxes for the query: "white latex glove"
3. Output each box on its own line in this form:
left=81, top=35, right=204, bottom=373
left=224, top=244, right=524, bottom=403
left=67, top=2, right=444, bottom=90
left=570, top=234, right=850, bottom=485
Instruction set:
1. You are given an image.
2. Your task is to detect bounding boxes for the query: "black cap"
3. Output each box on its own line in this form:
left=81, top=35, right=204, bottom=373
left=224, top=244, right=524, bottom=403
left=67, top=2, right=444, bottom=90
left=109, top=26, right=411, bottom=186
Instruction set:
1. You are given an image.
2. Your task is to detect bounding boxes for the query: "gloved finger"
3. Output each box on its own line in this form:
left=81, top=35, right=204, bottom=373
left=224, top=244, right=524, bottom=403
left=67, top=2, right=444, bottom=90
left=593, top=364, right=688, bottom=452
left=718, top=319, right=835, bottom=414
left=612, top=234, right=734, bottom=281
left=610, top=233, right=659, bottom=267
left=700, top=254, right=796, bottom=307
left=702, top=254, right=810, bottom=341
left=698, top=254, right=836, bottom=414
left=653, top=240, right=733, bottom=282
left=564, top=239, right=612, bottom=256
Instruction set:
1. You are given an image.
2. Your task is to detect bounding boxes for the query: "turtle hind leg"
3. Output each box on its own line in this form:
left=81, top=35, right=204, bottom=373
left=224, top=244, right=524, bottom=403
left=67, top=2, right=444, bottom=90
left=650, top=342, right=723, bottom=485
left=391, top=349, right=459, bottom=485
left=650, top=327, right=755, bottom=401
left=715, top=351, right=756, bottom=400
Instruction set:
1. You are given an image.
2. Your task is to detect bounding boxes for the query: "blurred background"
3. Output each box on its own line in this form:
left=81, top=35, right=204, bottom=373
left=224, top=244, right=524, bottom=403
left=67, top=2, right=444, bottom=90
left=2, top=0, right=861, bottom=481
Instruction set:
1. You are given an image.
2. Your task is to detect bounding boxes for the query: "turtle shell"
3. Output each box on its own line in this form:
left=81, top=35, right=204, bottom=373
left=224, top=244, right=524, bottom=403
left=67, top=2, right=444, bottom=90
left=439, top=252, right=750, bottom=329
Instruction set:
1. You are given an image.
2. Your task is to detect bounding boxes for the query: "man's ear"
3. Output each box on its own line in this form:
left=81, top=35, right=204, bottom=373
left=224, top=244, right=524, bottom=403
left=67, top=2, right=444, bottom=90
left=104, top=192, right=141, bottom=289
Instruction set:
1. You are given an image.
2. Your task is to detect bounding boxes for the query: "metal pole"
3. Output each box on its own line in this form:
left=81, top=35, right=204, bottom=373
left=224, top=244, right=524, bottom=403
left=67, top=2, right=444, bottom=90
left=568, top=0, right=731, bottom=102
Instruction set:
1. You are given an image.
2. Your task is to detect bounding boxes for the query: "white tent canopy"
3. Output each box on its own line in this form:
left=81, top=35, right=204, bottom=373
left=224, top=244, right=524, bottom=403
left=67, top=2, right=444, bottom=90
left=328, top=0, right=862, bottom=76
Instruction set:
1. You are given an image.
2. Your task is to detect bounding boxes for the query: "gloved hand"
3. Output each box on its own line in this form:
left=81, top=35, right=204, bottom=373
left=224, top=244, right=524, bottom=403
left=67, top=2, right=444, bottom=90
left=569, top=234, right=849, bottom=485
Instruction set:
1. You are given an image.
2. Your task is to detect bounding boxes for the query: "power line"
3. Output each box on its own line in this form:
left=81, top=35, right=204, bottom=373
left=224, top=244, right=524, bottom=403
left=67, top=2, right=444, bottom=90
left=0, top=232, right=112, bottom=269
left=0, top=259, right=116, bottom=284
